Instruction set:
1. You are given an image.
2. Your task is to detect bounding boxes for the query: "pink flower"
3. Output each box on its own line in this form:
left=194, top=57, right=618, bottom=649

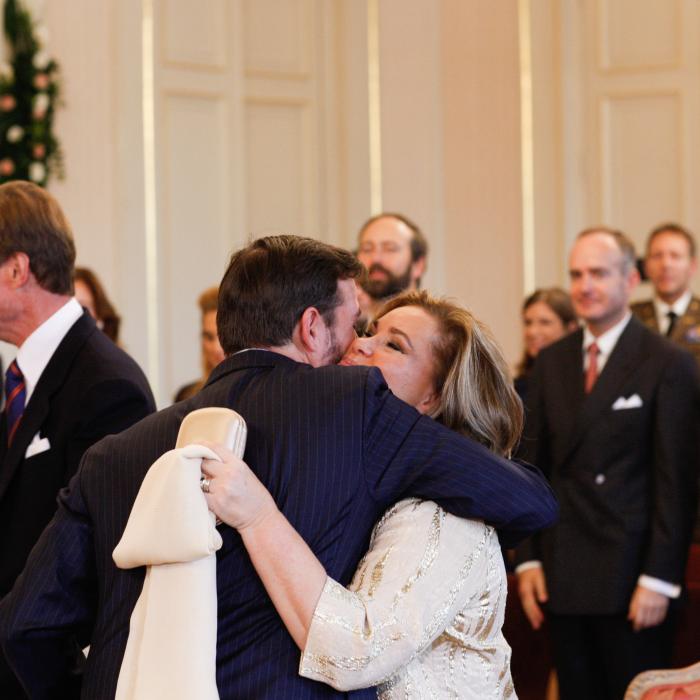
left=33, top=143, right=46, bottom=159
left=33, top=73, right=49, bottom=90
left=0, top=158, right=15, bottom=175
left=0, top=94, right=16, bottom=111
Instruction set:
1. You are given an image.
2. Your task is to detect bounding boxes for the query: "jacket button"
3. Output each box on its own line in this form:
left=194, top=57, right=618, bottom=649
left=595, top=473, right=606, bottom=485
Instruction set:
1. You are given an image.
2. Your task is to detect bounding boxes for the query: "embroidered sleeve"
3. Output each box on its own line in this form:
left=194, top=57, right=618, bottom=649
left=299, top=499, right=491, bottom=690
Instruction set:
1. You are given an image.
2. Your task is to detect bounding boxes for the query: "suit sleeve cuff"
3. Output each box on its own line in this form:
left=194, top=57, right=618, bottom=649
left=638, top=575, right=681, bottom=599
left=515, top=560, right=542, bottom=574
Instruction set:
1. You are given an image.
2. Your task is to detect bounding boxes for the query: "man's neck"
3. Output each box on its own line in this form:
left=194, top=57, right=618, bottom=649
left=586, top=309, right=629, bottom=338
left=9, top=292, right=72, bottom=347
left=257, top=343, right=309, bottom=365
left=655, top=288, right=690, bottom=306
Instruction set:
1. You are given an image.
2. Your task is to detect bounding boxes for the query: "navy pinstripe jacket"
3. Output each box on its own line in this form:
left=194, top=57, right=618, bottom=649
left=0, top=350, right=557, bottom=699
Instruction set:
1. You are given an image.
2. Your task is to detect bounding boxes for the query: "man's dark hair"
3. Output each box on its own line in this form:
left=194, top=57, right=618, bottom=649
left=218, top=235, right=363, bottom=354
left=358, top=212, right=428, bottom=263
left=646, top=222, right=696, bottom=258
left=0, top=181, right=75, bottom=294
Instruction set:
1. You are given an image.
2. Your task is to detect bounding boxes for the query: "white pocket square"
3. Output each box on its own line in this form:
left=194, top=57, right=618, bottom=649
left=25, top=433, right=51, bottom=458
left=612, top=394, right=643, bottom=410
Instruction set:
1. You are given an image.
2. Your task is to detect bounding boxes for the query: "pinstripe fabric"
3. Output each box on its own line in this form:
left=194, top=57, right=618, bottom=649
left=0, top=350, right=557, bottom=699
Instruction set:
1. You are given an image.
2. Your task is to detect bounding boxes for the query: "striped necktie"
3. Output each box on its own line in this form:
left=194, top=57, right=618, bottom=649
left=584, top=342, right=600, bottom=394
left=5, top=360, right=26, bottom=445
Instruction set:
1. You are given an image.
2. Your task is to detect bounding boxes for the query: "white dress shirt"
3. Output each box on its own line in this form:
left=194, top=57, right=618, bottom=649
left=582, top=312, right=631, bottom=374
left=15, top=298, right=83, bottom=404
left=518, top=310, right=681, bottom=599
left=653, top=289, right=692, bottom=335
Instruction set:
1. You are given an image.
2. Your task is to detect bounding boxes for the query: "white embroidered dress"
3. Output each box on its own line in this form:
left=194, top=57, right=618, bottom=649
left=300, top=499, right=516, bottom=699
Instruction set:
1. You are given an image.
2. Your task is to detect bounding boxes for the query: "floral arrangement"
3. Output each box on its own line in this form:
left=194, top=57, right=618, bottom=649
left=0, top=0, right=63, bottom=187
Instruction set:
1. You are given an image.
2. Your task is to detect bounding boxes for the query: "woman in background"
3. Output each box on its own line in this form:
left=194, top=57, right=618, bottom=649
left=202, top=291, right=524, bottom=698
left=174, top=286, right=225, bottom=402
left=514, top=287, right=577, bottom=402
left=74, top=267, right=121, bottom=344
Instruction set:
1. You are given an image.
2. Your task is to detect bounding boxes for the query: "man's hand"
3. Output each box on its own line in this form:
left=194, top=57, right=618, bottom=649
left=628, top=585, right=669, bottom=632
left=517, top=566, right=548, bottom=630
left=199, top=442, right=278, bottom=531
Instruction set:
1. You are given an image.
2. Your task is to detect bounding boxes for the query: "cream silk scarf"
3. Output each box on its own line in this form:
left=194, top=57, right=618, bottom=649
left=112, top=444, right=223, bottom=700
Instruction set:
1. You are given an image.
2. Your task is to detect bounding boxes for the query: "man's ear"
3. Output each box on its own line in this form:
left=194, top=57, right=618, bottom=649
left=626, top=264, right=641, bottom=293
left=411, top=256, right=426, bottom=285
left=297, top=306, right=324, bottom=354
left=2, top=252, right=31, bottom=288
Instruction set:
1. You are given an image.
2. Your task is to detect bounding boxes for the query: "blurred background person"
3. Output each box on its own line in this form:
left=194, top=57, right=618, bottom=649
left=632, top=223, right=700, bottom=545
left=355, top=212, right=428, bottom=326
left=632, top=223, right=700, bottom=362
left=506, top=287, right=576, bottom=697
left=174, top=285, right=225, bottom=402
left=514, top=287, right=577, bottom=402
left=74, top=266, right=121, bottom=344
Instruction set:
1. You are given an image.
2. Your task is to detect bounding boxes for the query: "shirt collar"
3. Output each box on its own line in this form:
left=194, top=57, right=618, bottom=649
left=16, top=298, right=83, bottom=402
left=583, top=311, right=631, bottom=358
left=653, top=289, right=692, bottom=320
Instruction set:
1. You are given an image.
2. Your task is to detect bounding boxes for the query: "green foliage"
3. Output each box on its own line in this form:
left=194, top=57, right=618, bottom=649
left=0, top=0, right=63, bottom=187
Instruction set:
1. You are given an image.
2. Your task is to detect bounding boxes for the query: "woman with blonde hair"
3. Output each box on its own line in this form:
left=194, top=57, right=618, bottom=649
left=202, top=290, right=523, bottom=698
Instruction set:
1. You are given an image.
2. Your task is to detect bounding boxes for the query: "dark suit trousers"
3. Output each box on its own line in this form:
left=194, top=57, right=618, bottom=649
left=547, top=610, right=676, bottom=700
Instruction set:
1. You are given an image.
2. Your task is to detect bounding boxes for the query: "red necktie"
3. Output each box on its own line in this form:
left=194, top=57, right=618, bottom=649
left=584, top=342, right=599, bottom=394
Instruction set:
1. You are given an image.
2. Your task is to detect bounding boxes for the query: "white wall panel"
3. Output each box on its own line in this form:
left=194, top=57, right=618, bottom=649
left=243, top=0, right=311, bottom=77
left=162, top=0, right=227, bottom=69
left=599, top=0, right=680, bottom=71
left=244, top=101, right=310, bottom=236
left=160, top=93, right=231, bottom=396
left=601, top=93, right=682, bottom=234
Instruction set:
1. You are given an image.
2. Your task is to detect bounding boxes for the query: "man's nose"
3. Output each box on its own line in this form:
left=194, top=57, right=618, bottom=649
left=367, top=249, right=384, bottom=264
left=578, top=274, right=593, bottom=292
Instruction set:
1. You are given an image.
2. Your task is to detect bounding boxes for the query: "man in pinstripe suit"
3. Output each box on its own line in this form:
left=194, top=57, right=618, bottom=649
left=0, top=235, right=558, bottom=699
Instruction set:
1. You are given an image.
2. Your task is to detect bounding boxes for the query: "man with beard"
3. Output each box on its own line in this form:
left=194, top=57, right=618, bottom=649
left=356, top=213, right=427, bottom=325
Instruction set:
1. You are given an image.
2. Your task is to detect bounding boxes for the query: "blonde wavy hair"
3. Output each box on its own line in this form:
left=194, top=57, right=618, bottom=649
left=376, top=291, right=523, bottom=457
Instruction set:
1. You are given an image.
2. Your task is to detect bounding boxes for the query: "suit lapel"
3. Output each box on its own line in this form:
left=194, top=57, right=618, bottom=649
left=0, top=313, right=96, bottom=501
left=561, top=317, right=645, bottom=465
left=672, top=296, right=700, bottom=342
left=633, top=301, right=659, bottom=333
left=558, top=329, right=586, bottom=413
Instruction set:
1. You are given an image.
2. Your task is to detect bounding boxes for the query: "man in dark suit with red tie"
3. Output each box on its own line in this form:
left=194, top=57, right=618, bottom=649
left=0, top=182, right=156, bottom=698
left=516, top=227, right=700, bottom=700
left=0, top=234, right=558, bottom=699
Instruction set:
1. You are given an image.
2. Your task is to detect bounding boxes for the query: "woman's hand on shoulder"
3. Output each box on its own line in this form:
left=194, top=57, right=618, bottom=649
left=199, top=441, right=278, bottom=531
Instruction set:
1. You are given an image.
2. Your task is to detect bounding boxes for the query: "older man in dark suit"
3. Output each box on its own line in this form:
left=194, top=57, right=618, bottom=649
left=516, top=227, right=700, bottom=700
left=0, top=182, right=156, bottom=698
left=0, top=234, right=557, bottom=699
